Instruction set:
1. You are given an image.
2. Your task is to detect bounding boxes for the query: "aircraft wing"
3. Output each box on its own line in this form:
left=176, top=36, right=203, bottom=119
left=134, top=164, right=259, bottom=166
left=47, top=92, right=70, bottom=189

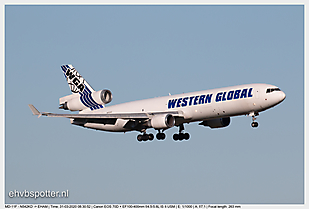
left=28, top=104, right=182, bottom=119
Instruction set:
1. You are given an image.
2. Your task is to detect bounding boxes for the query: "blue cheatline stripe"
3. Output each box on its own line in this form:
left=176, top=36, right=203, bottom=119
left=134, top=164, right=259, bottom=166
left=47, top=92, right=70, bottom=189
left=80, top=95, right=88, bottom=107
left=78, top=88, right=92, bottom=108
left=79, top=92, right=91, bottom=108
left=88, top=93, right=98, bottom=106
left=79, top=95, right=89, bottom=107
left=79, top=93, right=105, bottom=111
left=80, top=85, right=98, bottom=107
left=84, top=85, right=93, bottom=94
left=88, top=94, right=98, bottom=106
left=92, top=104, right=104, bottom=110
left=61, top=66, right=67, bottom=78
left=80, top=85, right=90, bottom=97
left=83, top=94, right=91, bottom=107
left=79, top=91, right=105, bottom=110
left=84, top=95, right=94, bottom=107
left=80, top=90, right=85, bottom=96
left=61, top=66, right=66, bottom=73
left=84, top=94, right=95, bottom=107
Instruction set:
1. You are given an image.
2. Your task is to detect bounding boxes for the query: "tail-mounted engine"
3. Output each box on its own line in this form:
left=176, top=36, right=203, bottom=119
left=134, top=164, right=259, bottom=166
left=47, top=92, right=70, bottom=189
left=59, top=89, right=113, bottom=111
left=199, top=117, right=231, bottom=128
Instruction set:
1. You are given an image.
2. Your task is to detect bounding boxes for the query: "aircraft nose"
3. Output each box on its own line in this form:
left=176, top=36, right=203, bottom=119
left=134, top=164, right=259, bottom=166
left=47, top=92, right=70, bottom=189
left=281, top=91, right=286, bottom=101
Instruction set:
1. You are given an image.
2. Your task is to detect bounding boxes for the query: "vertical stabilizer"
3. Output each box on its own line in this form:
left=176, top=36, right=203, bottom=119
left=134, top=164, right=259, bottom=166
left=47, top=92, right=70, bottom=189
left=61, top=65, right=95, bottom=94
left=60, top=65, right=106, bottom=111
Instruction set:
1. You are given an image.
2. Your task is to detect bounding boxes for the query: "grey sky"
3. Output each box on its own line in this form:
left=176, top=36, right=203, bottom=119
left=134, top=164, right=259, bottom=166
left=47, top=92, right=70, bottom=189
left=4, top=5, right=304, bottom=205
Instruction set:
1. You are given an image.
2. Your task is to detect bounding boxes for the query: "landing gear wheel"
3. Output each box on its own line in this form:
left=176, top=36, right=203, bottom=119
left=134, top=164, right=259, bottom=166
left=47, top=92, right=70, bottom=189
left=137, top=133, right=154, bottom=142
left=251, top=121, right=258, bottom=128
left=173, top=134, right=179, bottom=141
left=142, top=135, right=148, bottom=141
left=250, top=112, right=259, bottom=128
left=173, top=124, right=190, bottom=141
left=156, top=133, right=166, bottom=140
left=173, top=133, right=189, bottom=141
left=156, top=133, right=160, bottom=140
left=184, top=133, right=190, bottom=140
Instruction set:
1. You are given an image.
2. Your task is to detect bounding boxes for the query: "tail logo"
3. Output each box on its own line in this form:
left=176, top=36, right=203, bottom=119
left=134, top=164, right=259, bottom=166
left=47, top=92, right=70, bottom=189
left=64, top=67, right=85, bottom=93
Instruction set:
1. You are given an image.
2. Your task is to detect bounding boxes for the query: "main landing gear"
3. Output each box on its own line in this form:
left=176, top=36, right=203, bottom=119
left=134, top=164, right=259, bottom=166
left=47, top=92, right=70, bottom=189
left=250, top=112, right=259, bottom=128
left=173, top=124, right=190, bottom=141
left=137, top=133, right=154, bottom=142
left=137, top=124, right=190, bottom=142
left=137, top=130, right=165, bottom=142
left=156, top=130, right=166, bottom=140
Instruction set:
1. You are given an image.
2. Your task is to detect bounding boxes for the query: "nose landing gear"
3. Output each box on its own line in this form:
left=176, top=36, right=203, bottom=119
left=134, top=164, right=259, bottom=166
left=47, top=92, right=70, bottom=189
left=250, top=112, right=259, bottom=128
left=251, top=121, right=258, bottom=127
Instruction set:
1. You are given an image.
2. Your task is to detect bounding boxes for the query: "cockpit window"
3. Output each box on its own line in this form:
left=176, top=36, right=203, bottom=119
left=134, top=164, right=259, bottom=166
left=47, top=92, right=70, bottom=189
left=266, top=88, right=281, bottom=93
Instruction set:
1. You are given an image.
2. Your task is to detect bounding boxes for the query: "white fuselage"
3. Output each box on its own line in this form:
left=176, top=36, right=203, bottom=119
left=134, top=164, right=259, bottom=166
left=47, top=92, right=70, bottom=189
left=77, top=83, right=286, bottom=132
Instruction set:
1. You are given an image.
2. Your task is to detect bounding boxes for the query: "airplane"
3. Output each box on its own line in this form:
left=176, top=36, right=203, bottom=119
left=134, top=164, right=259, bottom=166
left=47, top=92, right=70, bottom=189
left=29, top=64, right=286, bottom=142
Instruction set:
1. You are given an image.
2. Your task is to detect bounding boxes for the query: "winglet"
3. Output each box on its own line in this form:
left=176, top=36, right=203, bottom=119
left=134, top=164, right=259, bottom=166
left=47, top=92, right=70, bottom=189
left=28, top=104, right=42, bottom=118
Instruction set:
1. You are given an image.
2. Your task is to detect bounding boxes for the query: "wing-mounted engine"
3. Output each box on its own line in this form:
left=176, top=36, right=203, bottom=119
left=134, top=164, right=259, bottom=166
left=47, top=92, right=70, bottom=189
left=199, top=117, right=231, bottom=128
left=148, top=114, right=175, bottom=129
left=59, top=89, right=113, bottom=111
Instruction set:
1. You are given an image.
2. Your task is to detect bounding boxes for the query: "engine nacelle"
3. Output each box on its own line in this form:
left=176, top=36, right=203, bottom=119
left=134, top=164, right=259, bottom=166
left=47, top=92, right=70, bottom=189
left=149, top=114, right=175, bottom=129
left=93, top=89, right=113, bottom=104
left=200, top=117, right=231, bottom=128
left=60, top=89, right=113, bottom=111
